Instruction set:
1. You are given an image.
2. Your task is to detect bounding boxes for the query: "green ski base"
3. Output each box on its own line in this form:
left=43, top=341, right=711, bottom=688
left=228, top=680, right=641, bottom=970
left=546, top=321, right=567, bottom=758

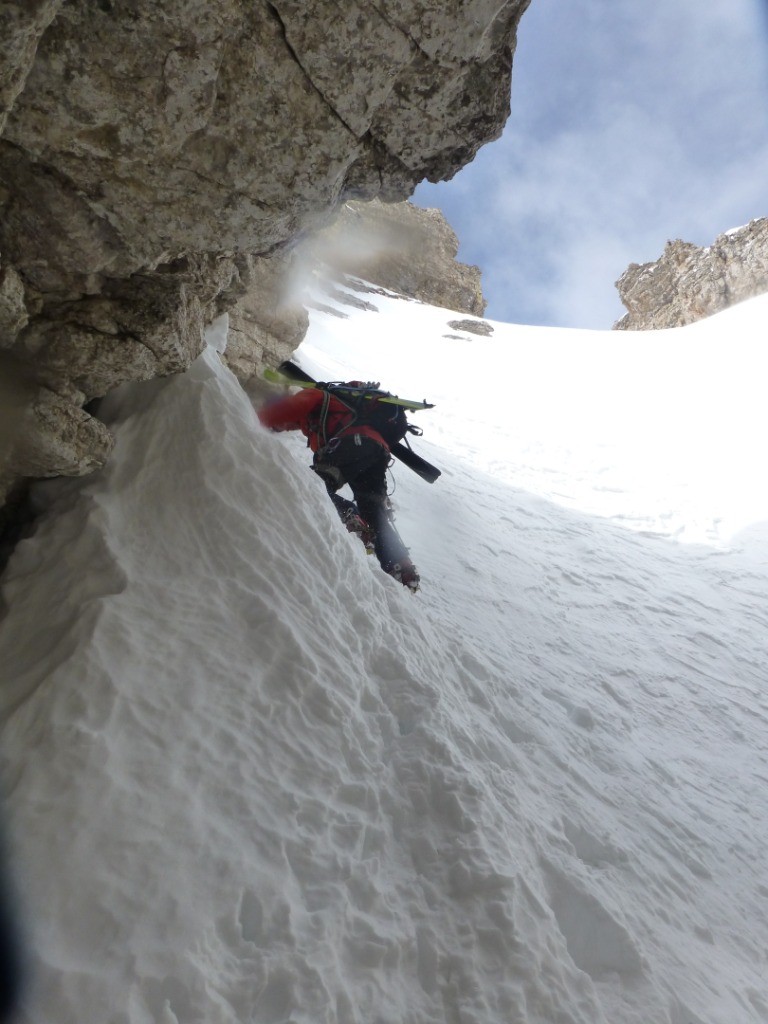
left=263, top=367, right=434, bottom=412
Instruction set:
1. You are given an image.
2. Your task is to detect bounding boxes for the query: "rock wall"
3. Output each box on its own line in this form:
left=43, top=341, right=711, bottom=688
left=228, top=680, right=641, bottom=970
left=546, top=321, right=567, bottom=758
left=222, top=200, right=486, bottom=392
left=614, top=218, right=768, bottom=330
left=310, top=199, right=486, bottom=316
left=0, top=0, right=531, bottom=501
left=219, top=252, right=309, bottom=390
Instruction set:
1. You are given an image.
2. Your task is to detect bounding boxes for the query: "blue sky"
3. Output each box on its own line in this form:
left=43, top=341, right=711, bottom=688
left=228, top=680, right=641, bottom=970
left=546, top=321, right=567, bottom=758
left=413, top=0, right=768, bottom=329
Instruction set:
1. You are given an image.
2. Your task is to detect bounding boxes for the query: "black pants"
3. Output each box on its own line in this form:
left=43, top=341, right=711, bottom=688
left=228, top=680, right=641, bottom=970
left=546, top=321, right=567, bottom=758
left=313, top=435, right=410, bottom=571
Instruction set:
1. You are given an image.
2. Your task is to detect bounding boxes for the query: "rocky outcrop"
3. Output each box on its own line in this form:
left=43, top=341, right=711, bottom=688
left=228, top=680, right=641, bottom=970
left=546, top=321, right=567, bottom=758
left=222, top=200, right=486, bottom=390
left=0, top=1, right=62, bottom=136
left=614, top=218, right=768, bottom=330
left=0, top=0, right=530, bottom=502
left=310, top=200, right=486, bottom=316
left=219, top=252, right=308, bottom=389
left=447, top=317, right=494, bottom=336
left=1, top=251, right=237, bottom=489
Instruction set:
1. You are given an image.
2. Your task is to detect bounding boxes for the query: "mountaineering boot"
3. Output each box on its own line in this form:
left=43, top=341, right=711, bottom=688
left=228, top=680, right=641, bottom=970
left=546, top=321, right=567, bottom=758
left=386, top=559, right=420, bottom=592
left=341, top=508, right=376, bottom=554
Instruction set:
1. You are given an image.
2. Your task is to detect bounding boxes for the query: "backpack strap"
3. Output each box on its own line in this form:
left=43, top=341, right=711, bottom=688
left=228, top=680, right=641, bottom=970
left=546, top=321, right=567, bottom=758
left=317, top=390, right=331, bottom=446
left=312, top=386, right=356, bottom=448
left=313, top=382, right=402, bottom=447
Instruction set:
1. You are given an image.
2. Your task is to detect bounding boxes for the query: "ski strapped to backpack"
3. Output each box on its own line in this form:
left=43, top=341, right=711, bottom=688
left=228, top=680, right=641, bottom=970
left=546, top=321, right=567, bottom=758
left=317, top=379, right=415, bottom=450
left=264, top=361, right=442, bottom=483
left=263, top=363, right=434, bottom=410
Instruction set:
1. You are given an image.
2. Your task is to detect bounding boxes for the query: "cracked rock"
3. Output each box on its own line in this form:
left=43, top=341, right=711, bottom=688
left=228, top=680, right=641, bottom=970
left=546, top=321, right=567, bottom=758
left=615, top=218, right=768, bottom=330
left=0, top=0, right=529, bottom=501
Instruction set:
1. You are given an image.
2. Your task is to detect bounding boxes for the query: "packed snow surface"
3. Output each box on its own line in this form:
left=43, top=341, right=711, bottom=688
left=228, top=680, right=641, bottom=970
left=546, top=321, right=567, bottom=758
left=1, top=287, right=767, bottom=1024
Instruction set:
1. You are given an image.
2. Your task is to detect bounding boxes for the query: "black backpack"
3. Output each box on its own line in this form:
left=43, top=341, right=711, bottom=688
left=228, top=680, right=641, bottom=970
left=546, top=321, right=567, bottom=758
left=329, top=384, right=411, bottom=448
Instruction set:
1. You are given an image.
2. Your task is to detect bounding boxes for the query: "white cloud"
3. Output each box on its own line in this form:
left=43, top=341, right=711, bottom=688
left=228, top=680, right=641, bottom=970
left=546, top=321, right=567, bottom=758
left=414, top=0, right=768, bottom=327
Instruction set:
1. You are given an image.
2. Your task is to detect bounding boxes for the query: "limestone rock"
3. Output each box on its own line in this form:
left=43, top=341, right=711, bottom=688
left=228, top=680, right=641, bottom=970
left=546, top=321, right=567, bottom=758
left=0, top=253, right=240, bottom=502
left=17, top=254, right=241, bottom=398
left=195, top=200, right=487, bottom=390
left=21, top=384, right=114, bottom=480
left=220, top=253, right=308, bottom=388
left=0, top=0, right=62, bottom=136
left=447, top=318, right=494, bottom=336
left=615, top=218, right=768, bottom=330
left=0, top=0, right=530, bottom=498
left=0, top=260, right=28, bottom=341
left=0, top=353, right=111, bottom=507
left=1, top=0, right=530, bottom=289
left=309, top=200, right=486, bottom=315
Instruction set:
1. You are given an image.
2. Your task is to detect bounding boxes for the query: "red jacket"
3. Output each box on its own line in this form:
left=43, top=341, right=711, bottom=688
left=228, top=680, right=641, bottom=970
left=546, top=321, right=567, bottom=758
left=258, top=388, right=389, bottom=453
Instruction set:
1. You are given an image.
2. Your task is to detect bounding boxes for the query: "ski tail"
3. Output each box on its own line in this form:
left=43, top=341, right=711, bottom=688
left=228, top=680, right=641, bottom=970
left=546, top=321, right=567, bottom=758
left=270, top=362, right=442, bottom=483
left=391, top=441, right=442, bottom=483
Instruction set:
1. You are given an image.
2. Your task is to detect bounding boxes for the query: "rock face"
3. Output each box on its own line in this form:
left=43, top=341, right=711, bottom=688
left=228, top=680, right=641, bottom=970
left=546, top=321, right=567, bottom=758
left=310, top=200, right=486, bottom=316
left=221, top=200, right=487, bottom=392
left=0, top=0, right=530, bottom=501
left=219, top=252, right=309, bottom=390
left=447, top=317, right=494, bottom=336
left=614, top=218, right=768, bottom=330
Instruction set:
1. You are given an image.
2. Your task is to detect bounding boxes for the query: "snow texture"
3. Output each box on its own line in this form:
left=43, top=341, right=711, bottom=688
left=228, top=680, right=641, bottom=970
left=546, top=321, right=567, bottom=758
left=1, top=285, right=767, bottom=1024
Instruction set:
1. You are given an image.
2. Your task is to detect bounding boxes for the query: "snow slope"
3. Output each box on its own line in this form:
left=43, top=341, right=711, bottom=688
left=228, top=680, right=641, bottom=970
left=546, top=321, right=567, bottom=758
left=0, top=288, right=767, bottom=1024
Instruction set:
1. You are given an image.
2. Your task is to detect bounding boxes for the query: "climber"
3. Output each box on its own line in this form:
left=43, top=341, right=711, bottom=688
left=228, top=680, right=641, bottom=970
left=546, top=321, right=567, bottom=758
left=258, top=383, right=420, bottom=591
